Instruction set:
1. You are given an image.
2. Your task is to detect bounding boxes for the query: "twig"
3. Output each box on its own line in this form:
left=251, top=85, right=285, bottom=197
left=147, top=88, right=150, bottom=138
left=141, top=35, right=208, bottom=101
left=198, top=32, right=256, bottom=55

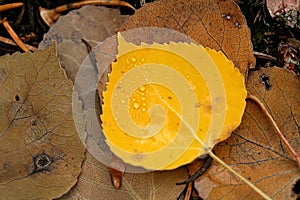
left=40, top=0, right=136, bottom=26
left=0, top=2, right=23, bottom=12
left=176, top=156, right=212, bottom=185
left=0, top=36, right=37, bottom=52
left=247, top=94, right=300, bottom=167
left=254, top=51, right=278, bottom=62
left=0, top=18, right=29, bottom=52
left=184, top=182, right=193, bottom=200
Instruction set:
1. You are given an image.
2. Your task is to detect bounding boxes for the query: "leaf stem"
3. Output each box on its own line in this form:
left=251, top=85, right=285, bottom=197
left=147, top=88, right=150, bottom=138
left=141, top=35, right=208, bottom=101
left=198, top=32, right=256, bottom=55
left=154, top=88, right=272, bottom=199
left=247, top=94, right=300, bottom=167
left=208, top=151, right=272, bottom=200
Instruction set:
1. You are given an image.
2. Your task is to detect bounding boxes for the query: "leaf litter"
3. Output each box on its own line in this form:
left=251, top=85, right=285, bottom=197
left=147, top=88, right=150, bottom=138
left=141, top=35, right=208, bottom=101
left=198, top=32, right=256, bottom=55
left=0, top=1, right=299, bottom=199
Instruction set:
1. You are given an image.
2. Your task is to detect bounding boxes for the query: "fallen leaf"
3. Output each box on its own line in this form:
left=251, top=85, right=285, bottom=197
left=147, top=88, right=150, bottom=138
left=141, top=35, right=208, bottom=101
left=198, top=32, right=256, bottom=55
left=266, top=0, right=299, bottom=16
left=39, top=5, right=128, bottom=81
left=0, top=44, right=85, bottom=199
left=119, top=0, right=255, bottom=78
left=194, top=67, right=300, bottom=199
left=59, top=152, right=187, bottom=200
left=60, top=27, right=194, bottom=200
left=100, top=32, right=247, bottom=170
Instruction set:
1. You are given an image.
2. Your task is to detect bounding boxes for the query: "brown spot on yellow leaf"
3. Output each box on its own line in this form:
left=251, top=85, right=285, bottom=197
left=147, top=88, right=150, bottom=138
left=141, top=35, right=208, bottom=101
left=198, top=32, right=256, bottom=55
left=0, top=44, right=85, bottom=199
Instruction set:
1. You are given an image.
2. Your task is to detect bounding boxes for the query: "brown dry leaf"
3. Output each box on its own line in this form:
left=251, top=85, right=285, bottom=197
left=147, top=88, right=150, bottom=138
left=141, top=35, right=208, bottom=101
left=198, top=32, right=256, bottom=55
left=39, top=5, right=128, bottom=81
left=266, top=0, right=299, bottom=16
left=0, top=44, right=85, bottom=199
left=119, top=0, right=255, bottom=78
left=194, top=67, right=300, bottom=200
left=59, top=152, right=187, bottom=199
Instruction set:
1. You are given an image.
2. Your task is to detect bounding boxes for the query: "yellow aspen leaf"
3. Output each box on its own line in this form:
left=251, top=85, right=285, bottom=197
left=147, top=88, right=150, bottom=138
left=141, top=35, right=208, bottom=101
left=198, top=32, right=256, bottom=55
left=100, top=33, right=247, bottom=170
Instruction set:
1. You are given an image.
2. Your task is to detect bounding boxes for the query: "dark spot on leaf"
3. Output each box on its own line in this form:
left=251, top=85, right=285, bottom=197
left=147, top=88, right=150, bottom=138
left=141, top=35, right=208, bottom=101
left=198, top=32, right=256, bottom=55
left=168, top=96, right=172, bottom=99
left=32, top=119, right=37, bottom=126
left=32, top=153, right=51, bottom=173
left=15, top=95, right=20, bottom=101
left=248, top=177, right=251, bottom=180
left=260, top=74, right=272, bottom=90
left=293, top=179, right=300, bottom=194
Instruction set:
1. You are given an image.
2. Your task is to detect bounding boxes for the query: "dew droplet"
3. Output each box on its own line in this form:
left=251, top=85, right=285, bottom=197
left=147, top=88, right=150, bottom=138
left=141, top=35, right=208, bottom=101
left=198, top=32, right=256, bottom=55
left=133, top=102, right=140, bottom=109
left=126, top=59, right=130, bottom=64
left=139, top=86, right=146, bottom=92
left=141, top=93, right=145, bottom=96
left=132, top=98, right=136, bottom=102
left=121, top=100, right=125, bottom=104
left=141, top=97, right=146, bottom=101
left=142, top=103, right=146, bottom=106
left=131, top=57, right=137, bottom=62
left=141, top=57, right=145, bottom=63
left=186, top=74, right=190, bottom=79
left=142, top=108, right=146, bottom=112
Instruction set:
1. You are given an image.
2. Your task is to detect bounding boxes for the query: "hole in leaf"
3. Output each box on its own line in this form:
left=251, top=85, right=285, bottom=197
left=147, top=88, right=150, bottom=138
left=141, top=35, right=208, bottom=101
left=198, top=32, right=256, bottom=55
left=260, top=74, right=272, bottom=90
left=293, top=179, right=300, bottom=194
left=33, top=153, right=51, bottom=172
left=15, top=95, right=20, bottom=101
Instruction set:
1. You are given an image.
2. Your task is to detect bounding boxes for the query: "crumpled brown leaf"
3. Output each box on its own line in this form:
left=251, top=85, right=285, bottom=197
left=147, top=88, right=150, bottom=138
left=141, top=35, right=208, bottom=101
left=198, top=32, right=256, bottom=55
left=194, top=67, right=300, bottom=199
left=0, top=44, right=85, bottom=199
left=59, top=152, right=187, bottom=199
left=266, top=0, right=299, bottom=16
left=39, top=5, right=128, bottom=81
left=119, top=0, right=255, bottom=79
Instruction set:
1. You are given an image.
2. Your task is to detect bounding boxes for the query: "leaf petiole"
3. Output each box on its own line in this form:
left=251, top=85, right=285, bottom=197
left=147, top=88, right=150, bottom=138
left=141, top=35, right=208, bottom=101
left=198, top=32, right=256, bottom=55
left=208, top=151, right=272, bottom=200
left=247, top=94, right=300, bottom=167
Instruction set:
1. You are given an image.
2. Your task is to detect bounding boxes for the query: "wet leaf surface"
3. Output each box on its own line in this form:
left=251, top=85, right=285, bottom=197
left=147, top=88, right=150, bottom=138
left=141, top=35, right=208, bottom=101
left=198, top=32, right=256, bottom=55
left=0, top=44, right=85, bottom=199
left=120, top=0, right=255, bottom=78
left=194, top=67, right=300, bottom=200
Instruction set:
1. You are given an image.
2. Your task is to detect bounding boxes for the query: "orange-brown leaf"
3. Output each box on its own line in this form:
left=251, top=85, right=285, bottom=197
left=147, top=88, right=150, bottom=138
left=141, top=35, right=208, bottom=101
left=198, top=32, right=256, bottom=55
left=194, top=67, right=300, bottom=199
left=119, top=0, right=255, bottom=79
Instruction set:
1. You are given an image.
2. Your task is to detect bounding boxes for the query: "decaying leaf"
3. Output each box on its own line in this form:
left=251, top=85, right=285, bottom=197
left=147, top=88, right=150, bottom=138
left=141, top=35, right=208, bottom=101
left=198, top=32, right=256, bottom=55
left=59, top=152, right=187, bottom=200
left=119, top=0, right=255, bottom=79
left=0, top=44, right=85, bottom=199
left=194, top=67, right=300, bottom=200
left=266, top=0, right=299, bottom=17
left=100, top=33, right=247, bottom=170
left=39, top=5, right=128, bottom=81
